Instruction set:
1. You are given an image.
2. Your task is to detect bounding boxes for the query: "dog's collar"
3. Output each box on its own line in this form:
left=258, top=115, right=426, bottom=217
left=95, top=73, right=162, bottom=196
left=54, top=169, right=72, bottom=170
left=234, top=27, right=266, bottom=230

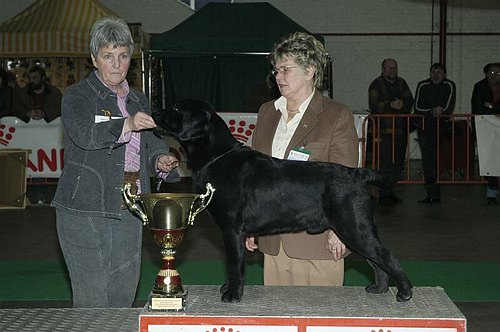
left=203, top=142, right=245, bottom=170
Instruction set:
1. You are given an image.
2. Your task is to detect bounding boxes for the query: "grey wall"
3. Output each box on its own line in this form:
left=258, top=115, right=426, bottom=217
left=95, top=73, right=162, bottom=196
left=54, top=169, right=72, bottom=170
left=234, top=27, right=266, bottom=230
left=236, top=0, right=500, bottom=114
left=3, top=0, right=499, bottom=113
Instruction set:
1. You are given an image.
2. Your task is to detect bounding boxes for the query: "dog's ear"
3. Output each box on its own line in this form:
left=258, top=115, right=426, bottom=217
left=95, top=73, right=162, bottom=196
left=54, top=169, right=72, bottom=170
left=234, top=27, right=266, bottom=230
left=175, top=99, right=213, bottom=141
left=151, top=109, right=163, bottom=126
left=152, top=109, right=167, bottom=137
left=151, top=107, right=183, bottom=138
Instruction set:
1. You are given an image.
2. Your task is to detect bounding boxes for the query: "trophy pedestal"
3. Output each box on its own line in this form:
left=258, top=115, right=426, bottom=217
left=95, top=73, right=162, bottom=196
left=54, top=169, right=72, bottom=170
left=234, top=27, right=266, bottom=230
left=148, top=291, right=187, bottom=311
left=148, top=250, right=187, bottom=312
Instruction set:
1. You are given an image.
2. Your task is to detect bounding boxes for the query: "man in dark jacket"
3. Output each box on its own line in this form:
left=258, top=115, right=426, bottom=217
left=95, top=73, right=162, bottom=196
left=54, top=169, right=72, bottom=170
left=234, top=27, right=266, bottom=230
left=471, top=62, right=500, bottom=205
left=12, top=65, right=62, bottom=123
left=414, top=63, right=456, bottom=204
left=368, top=58, right=414, bottom=204
left=472, top=63, right=500, bottom=115
left=0, top=68, right=11, bottom=117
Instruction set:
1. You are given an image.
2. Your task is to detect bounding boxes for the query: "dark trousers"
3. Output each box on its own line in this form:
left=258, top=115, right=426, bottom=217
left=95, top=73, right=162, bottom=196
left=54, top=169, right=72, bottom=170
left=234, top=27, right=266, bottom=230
left=56, top=209, right=143, bottom=308
left=486, top=177, right=499, bottom=198
left=417, top=119, right=441, bottom=199
left=378, top=132, right=407, bottom=197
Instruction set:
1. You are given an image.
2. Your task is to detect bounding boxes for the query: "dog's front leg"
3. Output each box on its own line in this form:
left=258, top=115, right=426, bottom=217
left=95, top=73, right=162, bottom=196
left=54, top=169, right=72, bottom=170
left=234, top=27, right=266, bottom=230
left=219, top=231, right=245, bottom=303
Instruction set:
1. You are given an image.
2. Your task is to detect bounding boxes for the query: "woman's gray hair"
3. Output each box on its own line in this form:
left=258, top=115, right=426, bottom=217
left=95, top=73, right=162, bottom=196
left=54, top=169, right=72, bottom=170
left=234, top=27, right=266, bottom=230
left=270, top=31, right=327, bottom=90
left=89, top=17, right=134, bottom=57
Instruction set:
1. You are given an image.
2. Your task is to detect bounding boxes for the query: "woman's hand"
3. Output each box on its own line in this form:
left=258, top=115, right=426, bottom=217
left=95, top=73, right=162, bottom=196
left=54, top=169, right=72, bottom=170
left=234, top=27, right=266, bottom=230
left=326, top=230, right=346, bottom=261
left=124, top=112, right=157, bottom=133
left=157, top=154, right=179, bottom=173
left=245, top=236, right=258, bottom=252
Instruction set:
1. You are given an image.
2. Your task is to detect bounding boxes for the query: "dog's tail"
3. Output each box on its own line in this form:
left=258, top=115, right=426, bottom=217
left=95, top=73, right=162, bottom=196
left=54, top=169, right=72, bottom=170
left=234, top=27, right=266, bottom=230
left=357, top=163, right=399, bottom=191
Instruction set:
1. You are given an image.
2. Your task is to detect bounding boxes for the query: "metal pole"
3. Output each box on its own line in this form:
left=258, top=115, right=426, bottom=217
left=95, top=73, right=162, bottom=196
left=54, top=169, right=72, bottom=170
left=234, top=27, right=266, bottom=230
left=146, top=52, right=152, bottom=107
left=439, top=0, right=447, bottom=65
left=160, top=59, right=166, bottom=110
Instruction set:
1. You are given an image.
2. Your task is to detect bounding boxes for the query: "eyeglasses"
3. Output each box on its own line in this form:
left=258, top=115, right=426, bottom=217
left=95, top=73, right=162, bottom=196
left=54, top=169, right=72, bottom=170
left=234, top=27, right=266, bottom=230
left=271, top=66, right=297, bottom=76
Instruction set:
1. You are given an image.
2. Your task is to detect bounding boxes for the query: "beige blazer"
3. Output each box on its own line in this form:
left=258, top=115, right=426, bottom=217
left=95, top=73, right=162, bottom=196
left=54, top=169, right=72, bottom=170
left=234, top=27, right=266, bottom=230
left=252, top=90, right=359, bottom=260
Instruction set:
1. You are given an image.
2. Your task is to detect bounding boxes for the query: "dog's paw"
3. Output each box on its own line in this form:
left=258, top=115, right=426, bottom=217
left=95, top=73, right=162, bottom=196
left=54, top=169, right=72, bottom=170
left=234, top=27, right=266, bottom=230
left=221, top=290, right=242, bottom=303
left=365, top=283, right=389, bottom=294
left=396, top=288, right=413, bottom=302
left=219, top=282, right=229, bottom=294
left=220, top=282, right=244, bottom=303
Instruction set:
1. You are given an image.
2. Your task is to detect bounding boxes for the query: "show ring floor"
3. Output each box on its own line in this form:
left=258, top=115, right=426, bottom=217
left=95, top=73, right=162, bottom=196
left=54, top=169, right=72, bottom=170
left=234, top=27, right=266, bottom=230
left=0, top=285, right=466, bottom=332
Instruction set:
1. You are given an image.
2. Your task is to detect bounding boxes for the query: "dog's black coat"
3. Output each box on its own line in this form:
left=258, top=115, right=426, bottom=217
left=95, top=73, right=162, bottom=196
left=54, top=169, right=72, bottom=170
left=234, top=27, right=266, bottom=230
left=154, top=99, right=413, bottom=303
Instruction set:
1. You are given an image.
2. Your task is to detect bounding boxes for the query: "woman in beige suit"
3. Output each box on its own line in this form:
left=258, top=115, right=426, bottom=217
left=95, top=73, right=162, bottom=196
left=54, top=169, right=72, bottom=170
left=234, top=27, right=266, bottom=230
left=245, top=32, right=359, bottom=286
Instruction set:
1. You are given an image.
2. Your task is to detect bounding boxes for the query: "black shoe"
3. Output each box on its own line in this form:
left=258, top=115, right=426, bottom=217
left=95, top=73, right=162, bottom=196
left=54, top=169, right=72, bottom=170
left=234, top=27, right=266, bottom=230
left=379, top=194, right=401, bottom=205
left=389, top=193, right=402, bottom=203
left=378, top=196, right=392, bottom=205
left=487, top=197, right=498, bottom=205
left=418, top=197, right=441, bottom=204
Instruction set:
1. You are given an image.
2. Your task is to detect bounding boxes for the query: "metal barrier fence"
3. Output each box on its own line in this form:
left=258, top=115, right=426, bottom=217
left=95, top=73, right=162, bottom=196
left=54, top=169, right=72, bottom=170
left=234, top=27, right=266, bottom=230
left=362, top=113, right=486, bottom=184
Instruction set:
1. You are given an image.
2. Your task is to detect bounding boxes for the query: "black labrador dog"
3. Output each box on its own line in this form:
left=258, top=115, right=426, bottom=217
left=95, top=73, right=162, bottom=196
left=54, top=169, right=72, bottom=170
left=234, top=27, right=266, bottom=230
left=154, top=99, right=412, bottom=303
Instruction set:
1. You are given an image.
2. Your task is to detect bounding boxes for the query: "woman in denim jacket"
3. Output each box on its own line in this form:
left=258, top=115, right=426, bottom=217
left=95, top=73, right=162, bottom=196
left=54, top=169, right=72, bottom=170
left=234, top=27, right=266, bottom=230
left=51, top=17, right=179, bottom=308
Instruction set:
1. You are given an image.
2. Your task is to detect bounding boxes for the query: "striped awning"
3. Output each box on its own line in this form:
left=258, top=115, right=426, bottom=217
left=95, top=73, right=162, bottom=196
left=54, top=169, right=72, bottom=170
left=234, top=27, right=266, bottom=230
left=0, top=0, right=120, bottom=57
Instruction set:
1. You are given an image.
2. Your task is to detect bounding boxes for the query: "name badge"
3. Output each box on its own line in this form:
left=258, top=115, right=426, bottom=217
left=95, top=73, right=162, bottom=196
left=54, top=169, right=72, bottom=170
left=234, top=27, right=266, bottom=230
left=287, top=147, right=311, bottom=161
left=95, top=115, right=123, bottom=123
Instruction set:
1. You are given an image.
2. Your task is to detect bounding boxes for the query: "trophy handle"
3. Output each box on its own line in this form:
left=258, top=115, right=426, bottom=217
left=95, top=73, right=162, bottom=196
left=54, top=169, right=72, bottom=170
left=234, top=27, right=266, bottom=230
left=122, top=183, right=149, bottom=226
left=188, top=183, right=216, bottom=225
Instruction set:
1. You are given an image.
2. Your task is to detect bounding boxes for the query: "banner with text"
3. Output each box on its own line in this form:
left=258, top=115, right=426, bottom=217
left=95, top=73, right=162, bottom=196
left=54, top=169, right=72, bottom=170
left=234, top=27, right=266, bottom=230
left=0, top=113, right=366, bottom=178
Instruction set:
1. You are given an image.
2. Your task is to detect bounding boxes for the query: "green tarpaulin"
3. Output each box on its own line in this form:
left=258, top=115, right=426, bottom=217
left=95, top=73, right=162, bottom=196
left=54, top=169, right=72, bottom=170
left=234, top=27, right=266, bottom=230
left=149, top=2, right=322, bottom=113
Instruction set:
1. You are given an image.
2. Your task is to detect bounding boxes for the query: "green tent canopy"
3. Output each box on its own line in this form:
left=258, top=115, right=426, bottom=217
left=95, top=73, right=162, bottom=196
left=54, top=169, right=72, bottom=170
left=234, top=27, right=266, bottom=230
left=148, top=2, right=323, bottom=113
left=150, top=2, right=322, bottom=55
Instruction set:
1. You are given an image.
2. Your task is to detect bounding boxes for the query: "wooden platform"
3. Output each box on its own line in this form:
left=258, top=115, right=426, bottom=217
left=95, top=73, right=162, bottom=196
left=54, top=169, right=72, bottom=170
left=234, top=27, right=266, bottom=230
left=0, top=286, right=468, bottom=331
left=140, top=285, right=466, bottom=332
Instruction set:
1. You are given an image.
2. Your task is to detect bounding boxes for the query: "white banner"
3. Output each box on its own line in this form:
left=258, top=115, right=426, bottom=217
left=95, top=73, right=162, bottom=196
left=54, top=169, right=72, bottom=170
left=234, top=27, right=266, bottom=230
left=0, top=116, right=64, bottom=178
left=166, top=112, right=259, bottom=177
left=353, top=112, right=368, bottom=166
left=308, top=327, right=457, bottom=332
left=475, top=115, right=500, bottom=176
left=149, top=325, right=296, bottom=332
left=148, top=325, right=457, bottom=332
left=0, top=113, right=367, bottom=178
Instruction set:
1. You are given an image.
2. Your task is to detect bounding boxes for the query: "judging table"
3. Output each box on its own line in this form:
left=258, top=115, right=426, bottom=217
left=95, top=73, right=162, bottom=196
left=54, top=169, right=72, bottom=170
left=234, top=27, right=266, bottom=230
left=0, top=285, right=466, bottom=332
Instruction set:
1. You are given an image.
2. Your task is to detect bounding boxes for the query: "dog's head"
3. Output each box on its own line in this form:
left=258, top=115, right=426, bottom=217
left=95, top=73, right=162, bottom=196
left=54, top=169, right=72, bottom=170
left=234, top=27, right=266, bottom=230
left=153, top=99, right=214, bottom=142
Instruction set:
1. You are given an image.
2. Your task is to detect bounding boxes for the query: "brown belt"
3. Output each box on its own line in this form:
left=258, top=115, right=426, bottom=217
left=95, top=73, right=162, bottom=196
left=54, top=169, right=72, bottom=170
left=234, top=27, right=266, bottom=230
left=122, top=171, right=140, bottom=209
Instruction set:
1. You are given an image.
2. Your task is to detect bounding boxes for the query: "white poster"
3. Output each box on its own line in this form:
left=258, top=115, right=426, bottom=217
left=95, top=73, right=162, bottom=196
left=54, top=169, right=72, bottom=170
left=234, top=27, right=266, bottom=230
left=308, top=327, right=457, bottom=332
left=475, top=115, right=500, bottom=176
left=149, top=325, right=297, bottom=332
left=0, top=116, right=64, bottom=178
left=353, top=112, right=369, bottom=167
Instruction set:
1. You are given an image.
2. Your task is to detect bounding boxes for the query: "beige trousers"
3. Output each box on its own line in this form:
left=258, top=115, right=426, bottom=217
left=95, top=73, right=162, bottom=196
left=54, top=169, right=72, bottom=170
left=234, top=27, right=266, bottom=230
left=263, top=243, right=344, bottom=286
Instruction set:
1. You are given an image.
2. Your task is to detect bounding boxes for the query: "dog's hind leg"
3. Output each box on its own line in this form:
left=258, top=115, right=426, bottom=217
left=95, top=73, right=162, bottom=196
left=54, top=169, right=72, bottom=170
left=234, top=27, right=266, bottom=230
left=365, top=260, right=389, bottom=294
left=358, top=244, right=413, bottom=302
left=219, top=231, right=245, bottom=303
left=333, top=203, right=413, bottom=302
left=336, top=226, right=412, bottom=301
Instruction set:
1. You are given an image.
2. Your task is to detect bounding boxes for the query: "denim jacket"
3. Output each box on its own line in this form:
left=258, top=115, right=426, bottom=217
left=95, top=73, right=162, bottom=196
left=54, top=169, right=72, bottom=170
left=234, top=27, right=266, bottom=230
left=51, top=71, right=178, bottom=219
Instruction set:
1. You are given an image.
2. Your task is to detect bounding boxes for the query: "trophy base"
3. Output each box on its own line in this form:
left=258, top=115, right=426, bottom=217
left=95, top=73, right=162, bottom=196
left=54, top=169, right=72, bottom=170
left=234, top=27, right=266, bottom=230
left=148, top=291, right=187, bottom=311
